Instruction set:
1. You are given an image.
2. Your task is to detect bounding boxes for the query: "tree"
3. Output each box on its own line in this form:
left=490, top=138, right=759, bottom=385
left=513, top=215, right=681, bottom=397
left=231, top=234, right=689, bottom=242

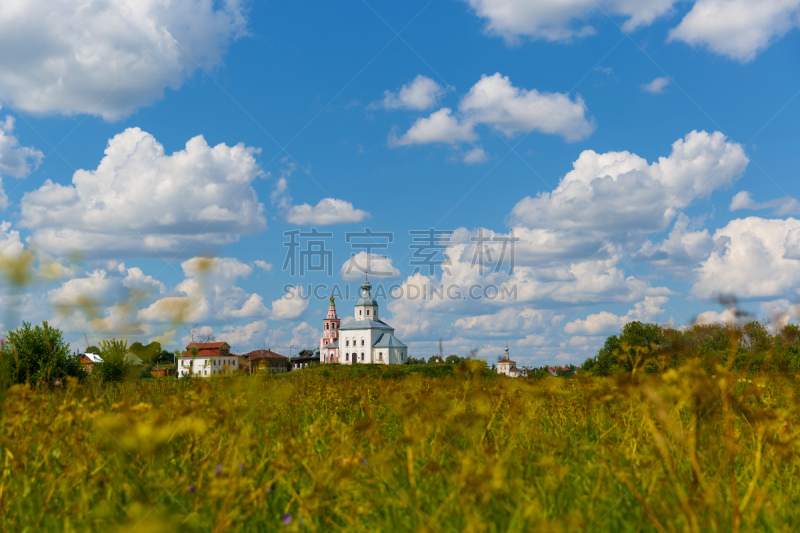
left=95, top=339, right=133, bottom=383
left=186, top=324, right=215, bottom=343
left=85, top=345, right=100, bottom=354
left=428, top=355, right=443, bottom=364
left=129, top=341, right=163, bottom=364
left=445, top=354, right=461, bottom=364
left=3, top=321, right=83, bottom=385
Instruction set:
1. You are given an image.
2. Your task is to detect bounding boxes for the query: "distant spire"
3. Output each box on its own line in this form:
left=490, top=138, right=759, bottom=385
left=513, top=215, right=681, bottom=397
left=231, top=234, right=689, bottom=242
left=504, top=341, right=510, bottom=360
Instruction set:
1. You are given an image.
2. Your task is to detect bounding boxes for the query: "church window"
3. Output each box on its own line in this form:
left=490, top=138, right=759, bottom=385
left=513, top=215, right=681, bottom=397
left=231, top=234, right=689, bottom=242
left=367, top=310, right=370, bottom=316
left=361, top=353, right=364, bottom=361
left=346, top=340, right=349, bottom=347
left=359, top=309, right=362, bottom=316
left=361, top=339, right=364, bottom=346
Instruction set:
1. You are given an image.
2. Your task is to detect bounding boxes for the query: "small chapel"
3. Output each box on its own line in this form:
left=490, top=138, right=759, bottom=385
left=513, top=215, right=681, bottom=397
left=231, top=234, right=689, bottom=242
left=496, top=343, right=523, bottom=377
left=319, top=278, right=407, bottom=365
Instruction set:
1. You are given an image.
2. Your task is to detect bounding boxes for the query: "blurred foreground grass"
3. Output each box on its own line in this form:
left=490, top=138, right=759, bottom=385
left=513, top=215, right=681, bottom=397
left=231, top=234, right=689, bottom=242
left=1, top=361, right=798, bottom=532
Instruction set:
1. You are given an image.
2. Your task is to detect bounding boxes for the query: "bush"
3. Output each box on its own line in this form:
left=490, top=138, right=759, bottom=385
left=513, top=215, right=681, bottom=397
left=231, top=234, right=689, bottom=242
left=2, top=321, right=84, bottom=387
left=95, top=339, right=133, bottom=384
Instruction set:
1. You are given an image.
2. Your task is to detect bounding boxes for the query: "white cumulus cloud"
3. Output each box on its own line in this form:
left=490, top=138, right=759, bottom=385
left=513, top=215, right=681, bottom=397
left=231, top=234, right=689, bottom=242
left=340, top=252, right=400, bottom=280
left=729, top=190, right=800, bottom=215
left=509, top=130, right=748, bottom=238
left=668, top=0, right=800, bottom=63
left=465, top=0, right=800, bottom=61
left=374, top=75, right=446, bottom=111
left=392, top=73, right=594, bottom=146
left=286, top=198, right=370, bottom=225
left=0, top=0, right=249, bottom=119
left=464, top=0, right=679, bottom=42
left=692, top=217, right=800, bottom=299
left=21, top=128, right=266, bottom=258
left=641, top=76, right=670, bottom=94
left=564, top=296, right=669, bottom=335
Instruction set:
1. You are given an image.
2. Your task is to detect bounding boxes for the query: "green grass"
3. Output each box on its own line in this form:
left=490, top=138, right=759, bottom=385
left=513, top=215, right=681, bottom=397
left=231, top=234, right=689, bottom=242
left=1, top=360, right=798, bottom=532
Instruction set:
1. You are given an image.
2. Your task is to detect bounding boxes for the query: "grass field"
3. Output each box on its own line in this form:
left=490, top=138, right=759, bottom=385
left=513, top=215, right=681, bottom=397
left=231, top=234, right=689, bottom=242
left=1, top=360, right=798, bottom=532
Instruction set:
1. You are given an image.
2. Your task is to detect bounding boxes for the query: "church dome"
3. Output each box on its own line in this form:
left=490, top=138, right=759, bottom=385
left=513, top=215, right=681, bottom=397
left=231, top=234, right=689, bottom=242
left=356, top=278, right=377, bottom=306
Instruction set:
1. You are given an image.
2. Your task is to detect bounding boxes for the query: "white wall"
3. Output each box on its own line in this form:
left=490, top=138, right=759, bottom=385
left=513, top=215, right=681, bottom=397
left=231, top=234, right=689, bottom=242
left=176, top=356, right=240, bottom=378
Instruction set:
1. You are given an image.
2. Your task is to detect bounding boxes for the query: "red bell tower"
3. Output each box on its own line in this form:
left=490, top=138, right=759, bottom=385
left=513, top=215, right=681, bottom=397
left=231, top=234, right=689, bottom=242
left=320, top=296, right=340, bottom=363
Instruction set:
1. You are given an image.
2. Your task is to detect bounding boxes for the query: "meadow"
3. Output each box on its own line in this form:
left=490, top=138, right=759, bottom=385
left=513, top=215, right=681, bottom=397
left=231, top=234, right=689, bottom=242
left=1, top=357, right=798, bottom=532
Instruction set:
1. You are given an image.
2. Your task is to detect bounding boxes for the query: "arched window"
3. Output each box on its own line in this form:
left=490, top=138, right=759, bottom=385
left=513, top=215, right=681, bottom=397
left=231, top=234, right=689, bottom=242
left=346, top=353, right=349, bottom=361
left=359, top=309, right=362, bottom=316
left=361, top=339, right=364, bottom=346
left=366, top=309, right=370, bottom=316
left=361, top=352, right=364, bottom=361
left=346, top=340, right=349, bottom=347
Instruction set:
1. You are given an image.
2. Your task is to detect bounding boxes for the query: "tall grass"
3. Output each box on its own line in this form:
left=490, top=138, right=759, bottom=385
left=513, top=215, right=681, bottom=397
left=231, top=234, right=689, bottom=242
left=1, top=359, right=798, bottom=532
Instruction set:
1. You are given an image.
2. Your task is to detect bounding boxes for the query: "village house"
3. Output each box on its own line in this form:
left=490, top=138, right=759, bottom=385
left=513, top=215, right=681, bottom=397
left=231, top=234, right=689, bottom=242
left=244, top=349, right=289, bottom=374
left=78, top=353, right=103, bottom=373
left=176, top=342, right=241, bottom=378
left=292, top=348, right=319, bottom=370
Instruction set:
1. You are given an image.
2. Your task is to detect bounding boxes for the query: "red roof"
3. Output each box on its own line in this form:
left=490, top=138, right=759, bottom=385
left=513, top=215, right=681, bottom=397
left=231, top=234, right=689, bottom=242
left=186, top=342, right=228, bottom=350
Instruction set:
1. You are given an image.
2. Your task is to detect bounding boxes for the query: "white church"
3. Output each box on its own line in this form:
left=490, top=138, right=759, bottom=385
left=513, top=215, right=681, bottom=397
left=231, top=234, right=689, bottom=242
left=319, top=279, right=407, bottom=365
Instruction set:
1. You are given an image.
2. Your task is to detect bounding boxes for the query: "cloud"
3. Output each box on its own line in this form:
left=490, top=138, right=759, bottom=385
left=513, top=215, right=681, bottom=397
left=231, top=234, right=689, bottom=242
left=286, top=198, right=369, bottom=225
left=668, top=0, right=800, bottom=63
left=462, top=146, right=489, bottom=164
left=564, top=296, right=669, bottom=335
left=373, top=75, right=446, bottom=111
left=392, top=73, right=594, bottom=147
left=464, top=0, right=679, bottom=42
left=0, top=221, right=24, bottom=258
left=390, top=108, right=477, bottom=146
left=509, top=130, right=748, bottom=238
left=0, top=113, right=45, bottom=209
left=466, top=0, right=800, bottom=61
left=691, top=217, right=800, bottom=299
left=459, top=73, right=595, bottom=141
left=0, top=114, right=43, bottom=180
left=271, top=173, right=370, bottom=225
left=138, top=257, right=269, bottom=324
left=254, top=260, right=273, bottom=273
left=0, top=0, right=248, bottom=119
left=21, top=128, right=266, bottom=258
left=729, top=191, right=800, bottom=215
left=641, top=76, right=670, bottom=94
left=269, top=285, right=309, bottom=320
left=632, top=214, right=716, bottom=273
left=217, top=320, right=269, bottom=348
left=340, top=252, right=400, bottom=280
left=694, top=307, right=742, bottom=325
left=390, top=73, right=593, bottom=149
left=289, top=322, right=320, bottom=348
left=454, top=308, right=564, bottom=338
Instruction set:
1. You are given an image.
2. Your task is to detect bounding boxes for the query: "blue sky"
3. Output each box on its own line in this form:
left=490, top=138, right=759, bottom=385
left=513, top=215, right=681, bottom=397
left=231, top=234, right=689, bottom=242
left=0, top=0, right=799, bottom=365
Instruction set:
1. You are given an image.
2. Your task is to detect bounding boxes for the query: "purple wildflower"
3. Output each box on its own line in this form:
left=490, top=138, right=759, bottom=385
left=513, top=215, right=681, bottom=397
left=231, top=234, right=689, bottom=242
left=361, top=459, right=367, bottom=465
left=216, top=465, right=222, bottom=475
left=239, top=462, right=244, bottom=472
left=282, top=514, right=292, bottom=525
left=189, top=485, right=196, bottom=493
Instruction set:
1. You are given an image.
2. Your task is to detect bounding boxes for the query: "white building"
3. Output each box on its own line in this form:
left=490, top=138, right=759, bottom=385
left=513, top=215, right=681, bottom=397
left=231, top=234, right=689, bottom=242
left=176, top=342, right=241, bottom=378
left=321, top=279, right=408, bottom=365
left=496, top=344, right=523, bottom=377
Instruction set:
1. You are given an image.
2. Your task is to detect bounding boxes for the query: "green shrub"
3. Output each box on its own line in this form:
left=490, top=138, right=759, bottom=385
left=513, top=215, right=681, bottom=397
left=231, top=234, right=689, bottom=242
left=95, top=339, right=134, bottom=383
left=2, top=321, right=84, bottom=387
